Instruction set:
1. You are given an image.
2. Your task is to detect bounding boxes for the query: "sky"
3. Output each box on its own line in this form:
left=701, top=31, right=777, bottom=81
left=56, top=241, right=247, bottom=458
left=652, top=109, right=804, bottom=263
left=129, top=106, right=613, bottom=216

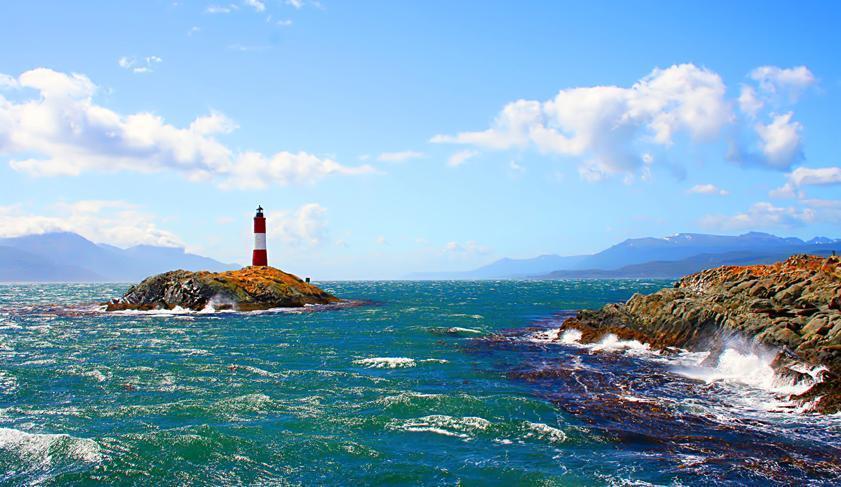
left=1, top=1, right=840, bottom=279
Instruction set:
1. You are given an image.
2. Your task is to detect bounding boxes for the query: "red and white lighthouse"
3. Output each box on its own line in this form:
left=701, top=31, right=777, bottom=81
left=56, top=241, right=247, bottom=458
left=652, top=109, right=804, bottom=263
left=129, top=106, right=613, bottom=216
left=252, top=205, right=268, bottom=266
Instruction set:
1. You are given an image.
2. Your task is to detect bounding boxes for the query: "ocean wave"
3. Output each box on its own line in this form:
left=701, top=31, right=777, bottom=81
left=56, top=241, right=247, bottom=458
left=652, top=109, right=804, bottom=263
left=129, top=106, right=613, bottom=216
left=0, top=427, right=102, bottom=483
left=386, top=415, right=491, bottom=440
left=428, top=326, right=484, bottom=336
left=354, top=357, right=416, bottom=368
left=354, top=357, right=449, bottom=369
left=674, top=348, right=825, bottom=404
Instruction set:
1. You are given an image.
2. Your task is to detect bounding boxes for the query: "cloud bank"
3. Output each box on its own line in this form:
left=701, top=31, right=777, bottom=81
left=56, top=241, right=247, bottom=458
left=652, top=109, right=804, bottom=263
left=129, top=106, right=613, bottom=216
left=432, top=63, right=815, bottom=181
left=0, top=200, right=182, bottom=247
left=0, top=68, right=373, bottom=188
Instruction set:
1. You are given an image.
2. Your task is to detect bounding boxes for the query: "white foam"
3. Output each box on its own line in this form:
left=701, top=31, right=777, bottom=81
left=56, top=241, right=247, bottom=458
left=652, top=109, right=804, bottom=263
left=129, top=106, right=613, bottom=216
left=354, top=357, right=416, bottom=368
left=677, top=348, right=817, bottom=396
left=387, top=415, right=491, bottom=440
left=0, top=427, right=102, bottom=469
left=526, top=328, right=563, bottom=343
left=591, top=334, right=652, bottom=355
left=446, top=327, right=483, bottom=334
left=560, top=329, right=582, bottom=344
left=354, top=357, right=447, bottom=368
left=524, top=421, right=567, bottom=444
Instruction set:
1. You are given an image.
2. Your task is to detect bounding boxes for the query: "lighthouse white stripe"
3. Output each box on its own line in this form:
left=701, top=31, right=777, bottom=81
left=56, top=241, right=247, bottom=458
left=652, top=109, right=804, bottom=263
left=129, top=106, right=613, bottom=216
left=254, top=233, right=267, bottom=250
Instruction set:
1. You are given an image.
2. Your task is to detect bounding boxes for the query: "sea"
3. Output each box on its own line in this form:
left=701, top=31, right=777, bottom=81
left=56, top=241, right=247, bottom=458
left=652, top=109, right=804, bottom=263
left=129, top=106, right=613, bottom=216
left=0, top=280, right=838, bottom=486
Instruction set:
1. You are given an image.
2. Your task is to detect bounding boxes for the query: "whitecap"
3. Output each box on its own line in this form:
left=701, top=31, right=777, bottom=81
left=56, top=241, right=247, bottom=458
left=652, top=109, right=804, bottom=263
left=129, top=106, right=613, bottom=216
left=0, top=427, right=102, bottom=479
left=353, top=357, right=416, bottom=368
left=524, top=421, right=567, bottom=444
left=387, top=415, right=491, bottom=440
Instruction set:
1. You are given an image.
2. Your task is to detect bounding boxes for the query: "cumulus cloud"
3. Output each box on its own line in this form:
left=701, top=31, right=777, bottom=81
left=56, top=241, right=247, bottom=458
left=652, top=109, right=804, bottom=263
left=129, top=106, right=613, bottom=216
left=377, top=150, right=424, bottom=162
left=435, top=64, right=820, bottom=179
left=447, top=149, right=479, bottom=167
left=243, top=0, right=265, bottom=12
left=432, top=64, right=731, bottom=180
left=688, top=183, right=728, bottom=196
left=738, top=85, right=763, bottom=118
left=701, top=202, right=815, bottom=230
left=443, top=240, right=488, bottom=255
left=729, top=66, right=814, bottom=170
left=118, top=56, right=162, bottom=74
left=0, top=200, right=182, bottom=247
left=753, top=112, right=803, bottom=170
left=771, top=166, right=841, bottom=199
left=786, top=166, right=841, bottom=187
left=0, top=68, right=372, bottom=188
left=268, top=203, right=327, bottom=248
left=749, top=65, right=815, bottom=101
left=206, top=4, right=238, bottom=14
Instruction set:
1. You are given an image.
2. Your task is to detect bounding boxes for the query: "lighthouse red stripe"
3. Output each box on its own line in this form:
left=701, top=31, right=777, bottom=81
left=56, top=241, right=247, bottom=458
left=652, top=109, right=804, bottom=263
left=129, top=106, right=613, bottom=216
left=252, top=249, right=268, bottom=266
left=254, top=217, right=266, bottom=233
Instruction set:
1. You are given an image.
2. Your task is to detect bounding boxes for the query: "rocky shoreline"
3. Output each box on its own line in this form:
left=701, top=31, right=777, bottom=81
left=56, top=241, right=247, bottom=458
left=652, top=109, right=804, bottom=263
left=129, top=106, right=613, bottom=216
left=106, top=266, right=339, bottom=311
left=558, top=255, right=841, bottom=413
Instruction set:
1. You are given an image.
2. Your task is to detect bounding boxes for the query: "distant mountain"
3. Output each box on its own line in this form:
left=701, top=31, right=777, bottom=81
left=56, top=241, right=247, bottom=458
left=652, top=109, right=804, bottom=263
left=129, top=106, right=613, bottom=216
left=410, top=232, right=841, bottom=280
left=409, top=254, right=588, bottom=279
left=535, top=246, right=839, bottom=279
left=0, top=232, right=239, bottom=282
left=573, top=232, right=823, bottom=270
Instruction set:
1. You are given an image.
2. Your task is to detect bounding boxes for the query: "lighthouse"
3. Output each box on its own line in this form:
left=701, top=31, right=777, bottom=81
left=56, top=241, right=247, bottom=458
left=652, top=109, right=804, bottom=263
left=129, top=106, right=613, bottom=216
left=252, top=205, right=268, bottom=266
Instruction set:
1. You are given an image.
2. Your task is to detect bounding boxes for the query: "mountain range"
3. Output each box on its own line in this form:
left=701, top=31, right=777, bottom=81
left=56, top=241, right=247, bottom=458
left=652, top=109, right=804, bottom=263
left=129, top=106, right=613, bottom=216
left=411, top=232, right=841, bottom=280
left=0, top=232, right=238, bottom=282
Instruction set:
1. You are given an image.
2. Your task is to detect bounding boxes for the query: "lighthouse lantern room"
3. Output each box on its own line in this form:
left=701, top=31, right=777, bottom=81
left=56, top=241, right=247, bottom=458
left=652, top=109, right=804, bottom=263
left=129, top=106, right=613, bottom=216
left=252, top=205, right=268, bottom=266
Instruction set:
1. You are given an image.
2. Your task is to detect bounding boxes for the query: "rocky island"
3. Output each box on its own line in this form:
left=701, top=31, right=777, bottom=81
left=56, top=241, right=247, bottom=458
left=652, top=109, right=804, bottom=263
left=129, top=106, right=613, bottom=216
left=559, top=254, right=841, bottom=413
left=106, top=266, right=339, bottom=311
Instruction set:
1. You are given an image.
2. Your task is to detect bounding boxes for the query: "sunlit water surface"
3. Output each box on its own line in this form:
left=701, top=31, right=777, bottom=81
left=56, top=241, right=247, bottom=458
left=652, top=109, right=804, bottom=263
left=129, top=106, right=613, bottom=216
left=0, top=281, right=839, bottom=485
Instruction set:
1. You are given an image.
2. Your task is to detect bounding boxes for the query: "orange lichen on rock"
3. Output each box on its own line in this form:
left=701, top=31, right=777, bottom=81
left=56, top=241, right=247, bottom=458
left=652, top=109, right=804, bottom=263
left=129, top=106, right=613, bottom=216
left=106, top=266, right=339, bottom=312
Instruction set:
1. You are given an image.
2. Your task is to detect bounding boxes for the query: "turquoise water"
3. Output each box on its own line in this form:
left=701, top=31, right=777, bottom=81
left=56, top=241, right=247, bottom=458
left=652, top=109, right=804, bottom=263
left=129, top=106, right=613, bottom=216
left=0, top=281, right=839, bottom=485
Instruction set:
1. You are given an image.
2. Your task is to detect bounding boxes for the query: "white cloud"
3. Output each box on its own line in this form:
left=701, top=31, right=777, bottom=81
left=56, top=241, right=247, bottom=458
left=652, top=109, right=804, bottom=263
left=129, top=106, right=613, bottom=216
left=754, top=112, right=803, bottom=170
left=701, top=202, right=815, bottom=230
left=444, top=240, right=488, bottom=255
left=243, top=0, right=265, bottom=12
left=189, top=111, right=239, bottom=135
left=432, top=64, right=731, bottom=181
left=0, top=200, right=182, bottom=247
left=206, top=4, right=237, bottom=13
left=771, top=166, right=841, bottom=199
left=688, top=183, right=728, bottom=196
left=117, top=56, right=163, bottom=74
left=787, top=166, right=841, bottom=187
left=738, top=85, right=763, bottom=117
left=377, top=150, right=424, bottom=162
left=0, top=68, right=372, bottom=188
left=750, top=65, right=815, bottom=100
left=509, top=160, right=525, bottom=172
left=286, top=0, right=304, bottom=8
left=275, top=19, right=293, bottom=27
left=435, top=64, right=821, bottom=178
left=268, top=203, right=327, bottom=248
left=447, top=149, right=479, bottom=167
left=375, top=235, right=387, bottom=245
left=219, top=152, right=373, bottom=189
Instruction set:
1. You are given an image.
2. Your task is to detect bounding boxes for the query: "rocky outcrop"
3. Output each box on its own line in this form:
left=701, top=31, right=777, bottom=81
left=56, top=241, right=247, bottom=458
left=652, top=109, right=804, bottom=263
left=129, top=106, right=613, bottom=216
left=106, top=266, right=339, bottom=311
left=559, top=255, right=841, bottom=413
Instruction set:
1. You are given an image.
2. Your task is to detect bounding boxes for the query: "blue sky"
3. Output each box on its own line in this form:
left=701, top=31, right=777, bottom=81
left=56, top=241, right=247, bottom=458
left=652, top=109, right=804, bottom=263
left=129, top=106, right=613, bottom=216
left=1, top=1, right=840, bottom=278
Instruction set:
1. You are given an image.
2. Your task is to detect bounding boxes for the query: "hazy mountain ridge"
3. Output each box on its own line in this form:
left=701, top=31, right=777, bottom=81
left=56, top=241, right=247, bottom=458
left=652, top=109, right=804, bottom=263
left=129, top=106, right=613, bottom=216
left=0, top=232, right=238, bottom=282
left=410, top=232, right=841, bottom=280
